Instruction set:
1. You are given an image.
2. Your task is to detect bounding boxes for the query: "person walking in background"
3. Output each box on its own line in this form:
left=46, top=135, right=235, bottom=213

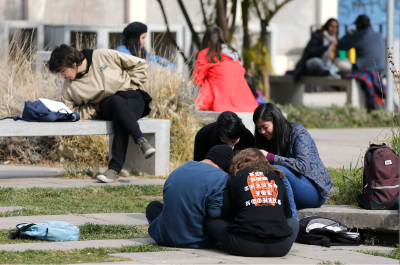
left=48, top=45, right=155, bottom=183
left=194, top=111, right=255, bottom=161
left=117, top=22, right=175, bottom=71
left=294, top=18, right=351, bottom=83
left=338, top=14, right=387, bottom=110
left=193, top=26, right=258, bottom=112
left=146, top=145, right=234, bottom=249
left=253, top=103, right=332, bottom=209
left=205, top=148, right=299, bottom=257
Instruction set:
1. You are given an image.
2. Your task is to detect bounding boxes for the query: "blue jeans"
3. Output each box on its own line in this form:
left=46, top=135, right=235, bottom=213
left=306, top=57, right=339, bottom=77
left=281, top=176, right=298, bottom=220
left=275, top=165, right=326, bottom=209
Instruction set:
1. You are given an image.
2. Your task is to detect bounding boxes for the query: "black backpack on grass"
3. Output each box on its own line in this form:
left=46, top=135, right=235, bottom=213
left=295, top=216, right=360, bottom=247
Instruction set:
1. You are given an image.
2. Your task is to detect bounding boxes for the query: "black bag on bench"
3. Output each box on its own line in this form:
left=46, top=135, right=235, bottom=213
left=295, top=216, right=360, bottom=247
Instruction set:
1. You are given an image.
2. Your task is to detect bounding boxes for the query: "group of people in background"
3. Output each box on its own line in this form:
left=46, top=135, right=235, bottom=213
left=48, top=16, right=391, bottom=256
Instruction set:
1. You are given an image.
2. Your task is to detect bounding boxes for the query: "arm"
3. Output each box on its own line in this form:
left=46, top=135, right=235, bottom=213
left=149, top=53, right=176, bottom=71
left=111, top=51, right=148, bottom=89
left=282, top=182, right=293, bottom=219
left=62, top=85, right=98, bottom=120
left=274, top=129, right=311, bottom=175
left=337, top=32, right=358, bottom=51
left=192, top=51, right=210, bottom=86
left=306, top=34, right=329, bottom=58
left=220, top=178, right=235, bottom=221
left=206, top=174, right=229, bottom=219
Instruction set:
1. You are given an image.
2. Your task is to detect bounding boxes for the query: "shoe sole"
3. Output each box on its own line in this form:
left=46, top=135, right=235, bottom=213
left=144, top=148, right=156, bottom=159
left=96, top=175, right=119, bottom=183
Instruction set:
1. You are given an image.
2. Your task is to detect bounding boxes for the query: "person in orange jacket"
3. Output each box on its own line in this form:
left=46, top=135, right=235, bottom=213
left=193, top=27, right=258, bottom=112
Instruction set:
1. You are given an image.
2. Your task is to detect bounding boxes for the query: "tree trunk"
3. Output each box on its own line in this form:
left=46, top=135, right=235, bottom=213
left=216, top=0, right=229, bottom=40
left=241, top=0, right=251, bottom=71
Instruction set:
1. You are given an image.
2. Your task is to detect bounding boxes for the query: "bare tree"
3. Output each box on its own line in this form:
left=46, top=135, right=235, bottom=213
left=177, top=0, right=202, bottom=50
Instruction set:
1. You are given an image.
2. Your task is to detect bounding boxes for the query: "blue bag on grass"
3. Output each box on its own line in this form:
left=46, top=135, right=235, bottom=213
left=9, top=221, right=80, bottom=241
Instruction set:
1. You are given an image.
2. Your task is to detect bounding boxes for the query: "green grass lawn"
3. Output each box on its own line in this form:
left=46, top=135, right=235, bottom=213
left=358, top=247, right=399, bottom=260
left=0, top=244, right=173, bottom=264
left=0, top=185, right=163, bottom=217
left=0, top=223, right=150, bottom=244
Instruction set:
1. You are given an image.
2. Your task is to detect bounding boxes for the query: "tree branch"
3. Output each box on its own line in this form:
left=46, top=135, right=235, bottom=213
left=156, top=0, right=189, bottom=63
left=228, top=0, right=237, bottom=42
left=176, top=0, right=202, bottom=50
left=199, top=0, right=209, bottom=30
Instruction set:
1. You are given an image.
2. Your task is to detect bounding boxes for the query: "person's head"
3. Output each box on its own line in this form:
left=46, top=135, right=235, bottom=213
left=204, top=145, right=234, bottom=172
left=229, top=148, right=284, bottom=178
left=212, top=111, right=246, bottom=147
left=253, top=103, right=292, bottom=156
left=122, top=22, right=148, bottom=59
left=201, top=26, right=237, bottom=63
left=48, top=44, right=85, bottom=80
left=322, top=18, right=338, bottom=37
left=354, top=14, right=371, bottom=30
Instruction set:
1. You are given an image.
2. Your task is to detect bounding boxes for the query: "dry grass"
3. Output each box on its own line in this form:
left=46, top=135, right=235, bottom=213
left=0, top=31, right=199, bottom=175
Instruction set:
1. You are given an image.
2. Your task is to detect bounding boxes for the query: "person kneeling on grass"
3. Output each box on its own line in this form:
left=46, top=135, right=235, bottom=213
left=206, top=148, right=299, bottom=257
left=146, top=145, right=234, bottom=248
left=48, top=44, right=155, bottom=183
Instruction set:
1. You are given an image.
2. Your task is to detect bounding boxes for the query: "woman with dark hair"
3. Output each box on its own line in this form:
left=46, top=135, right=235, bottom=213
left=294, top=18, right=351, bottom=83
left=205, top=148, right=299, bottom=257
left=253, top=103, right=332, bottom=208
left=193, top=26, right=258, bottom=112
left=193, top=111, right=255, bottom=161
left=117, top=22, right=175, bottom=70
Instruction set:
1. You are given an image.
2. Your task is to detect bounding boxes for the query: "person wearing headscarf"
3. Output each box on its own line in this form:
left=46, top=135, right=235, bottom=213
left=117, top=22, right=175, bottom=71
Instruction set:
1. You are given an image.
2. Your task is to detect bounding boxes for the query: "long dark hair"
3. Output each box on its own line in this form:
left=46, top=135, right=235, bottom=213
left=123, top=37, right=146, bottom=59
left=321, top=18, right=338, bottom=39
left=230, top=148, right=284, bottom=178
left=201, top=26, right=237, bottom=63
left=253, top=103, right=292, bottom=156
left=212, top=111, right=246, bottom=147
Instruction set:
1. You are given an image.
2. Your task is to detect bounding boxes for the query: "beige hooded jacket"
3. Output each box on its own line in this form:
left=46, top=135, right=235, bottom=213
left=62, top=49, right=147, bottom=119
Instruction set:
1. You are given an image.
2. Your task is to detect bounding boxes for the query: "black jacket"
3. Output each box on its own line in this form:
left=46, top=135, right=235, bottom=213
left=193, top=122, right=255, bottom=161
left=294, top=30, right=329, bottom=83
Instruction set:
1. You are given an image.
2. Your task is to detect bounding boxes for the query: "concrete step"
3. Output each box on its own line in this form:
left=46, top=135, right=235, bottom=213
left=298, top=205, right=399, bottom=232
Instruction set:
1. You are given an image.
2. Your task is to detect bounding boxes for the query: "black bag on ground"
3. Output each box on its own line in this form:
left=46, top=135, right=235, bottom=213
left=295, top=216, right=360, bottom=247
left=358, top=143, right=399, bottom=210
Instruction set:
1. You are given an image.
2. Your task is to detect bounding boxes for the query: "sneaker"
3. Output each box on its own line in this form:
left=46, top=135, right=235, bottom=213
left=137, top=137, right=156, bottom=159
left=96, top=169, right=119, bottom=183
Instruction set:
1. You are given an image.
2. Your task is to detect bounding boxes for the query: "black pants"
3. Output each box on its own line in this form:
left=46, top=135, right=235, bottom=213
left=99, top=90, right=145, bottom=173
left=205, top=218, right=299, bottom=257
left=146, top=201, right=164, bottom=223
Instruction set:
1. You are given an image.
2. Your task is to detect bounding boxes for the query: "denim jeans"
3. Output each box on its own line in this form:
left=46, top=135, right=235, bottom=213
left=305, top=57, right=339, bottom=77
left=281, top=176, right=298, bottom=220
left=275, top=165, right=326, bottom=209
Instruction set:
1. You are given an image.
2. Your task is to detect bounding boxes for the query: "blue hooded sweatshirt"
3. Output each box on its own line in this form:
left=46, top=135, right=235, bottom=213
left=148, top=160, right=229, bottom=248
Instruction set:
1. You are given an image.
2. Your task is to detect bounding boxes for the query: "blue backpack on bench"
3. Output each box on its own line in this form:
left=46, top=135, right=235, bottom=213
left=1, top=100, right=80, bottom=122
left=9, top=221, right=80, bottom=241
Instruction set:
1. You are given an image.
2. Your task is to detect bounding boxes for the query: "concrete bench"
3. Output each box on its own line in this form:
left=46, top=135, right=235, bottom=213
left=0, top=118, right=170, bottom=176
left=270, top=76, right=366, bottom=107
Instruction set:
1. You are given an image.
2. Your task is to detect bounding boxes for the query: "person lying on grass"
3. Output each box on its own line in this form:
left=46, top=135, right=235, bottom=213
left=146, top=145, right=234, bottom=248
left=48, top=44, right=155, bottom=183
left=206, top=148, right=299, bottom=257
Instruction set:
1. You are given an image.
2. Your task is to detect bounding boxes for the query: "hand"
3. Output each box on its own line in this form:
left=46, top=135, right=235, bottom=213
left=259, top=149, right=269, bottom=157
left=328, top=41, right=337, bottom=47
left=348, top=30, right=355, bottom=35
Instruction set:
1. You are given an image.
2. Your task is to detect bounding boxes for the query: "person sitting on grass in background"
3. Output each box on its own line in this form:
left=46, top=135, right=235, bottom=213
left=116, top=21, right=175, bottom=71
left=193, top=111, right=255, bottom=161
left=253, top=103, right=332, bottom=209
left=48, top=44, right=155, bottom=183
left=206, top=148, right=299, bottom=257
left=146, top=145, right=234, bottom=248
